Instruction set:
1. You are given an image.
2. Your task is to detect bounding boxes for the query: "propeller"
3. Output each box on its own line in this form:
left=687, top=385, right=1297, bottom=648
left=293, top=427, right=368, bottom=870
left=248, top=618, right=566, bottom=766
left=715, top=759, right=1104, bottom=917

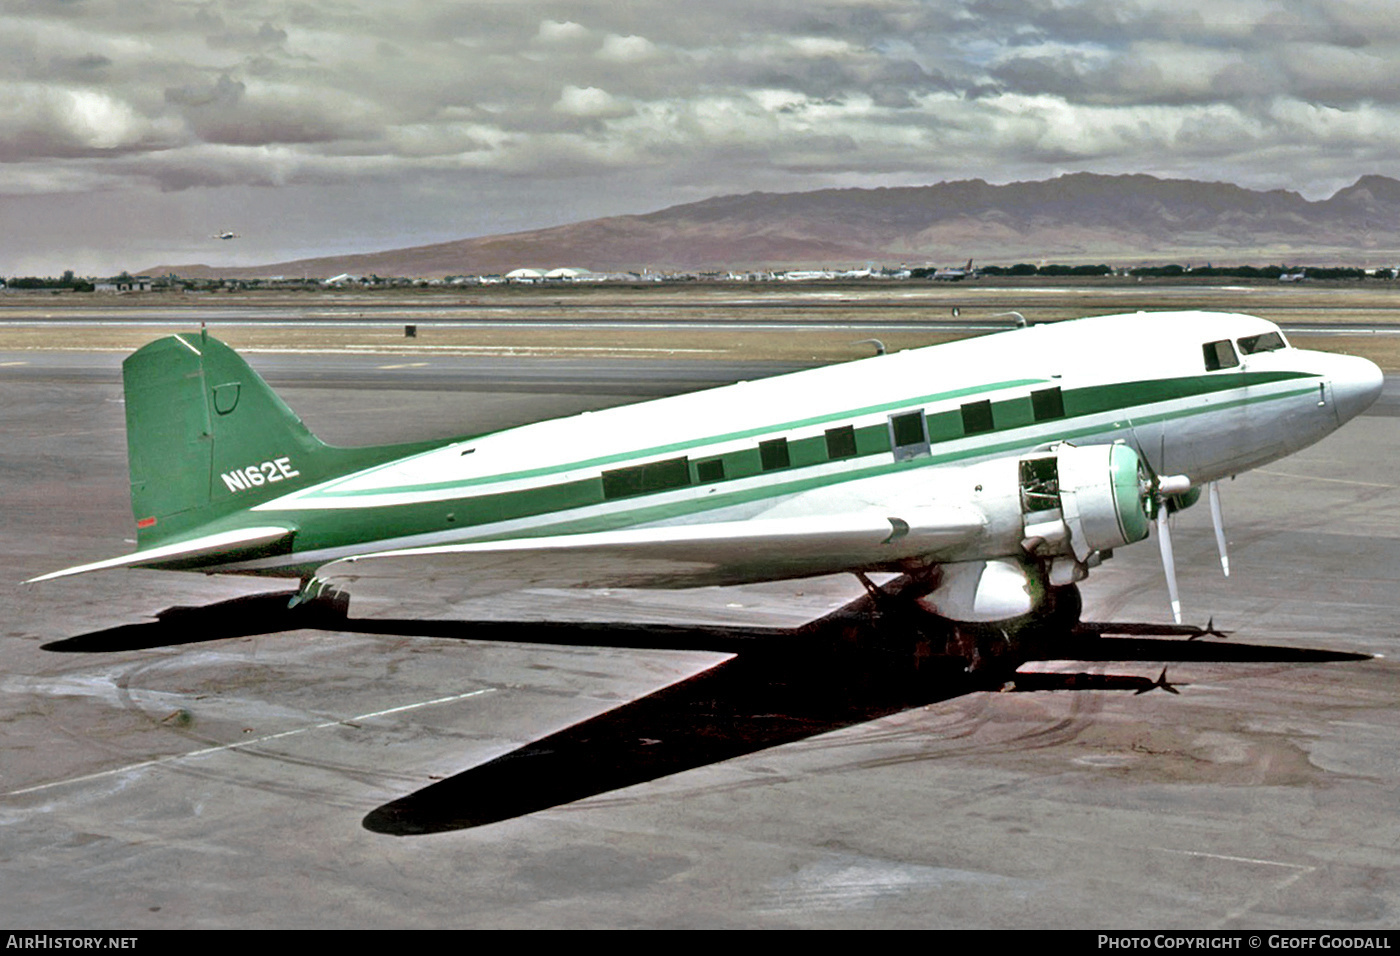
left=1131, top=425, right=1233, bottom=622
left=1149, top=481, right=1232, bottom=624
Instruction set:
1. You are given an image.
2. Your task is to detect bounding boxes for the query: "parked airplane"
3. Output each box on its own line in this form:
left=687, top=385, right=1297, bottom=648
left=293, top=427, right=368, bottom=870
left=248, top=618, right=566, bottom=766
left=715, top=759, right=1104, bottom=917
left=933, top=259, right=976, bottom=281
left=29, top=312, right=1382, bottom=638
left=211, top=231, right=240, bottom=240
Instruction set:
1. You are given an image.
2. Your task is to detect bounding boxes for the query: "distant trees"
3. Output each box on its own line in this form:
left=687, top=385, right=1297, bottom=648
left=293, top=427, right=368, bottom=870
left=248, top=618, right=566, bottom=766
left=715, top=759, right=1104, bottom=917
left=1030, top=264, right=1114, bottom=276
left=5, top=271, right=94, bottom=291
left=975, top=263, right=1112, bottom=276
left=1127, top=264, right=1375, bottom=280
left=959, top=263, right=1391, bottom=280
left=978, top=264, right=1039, bottom=276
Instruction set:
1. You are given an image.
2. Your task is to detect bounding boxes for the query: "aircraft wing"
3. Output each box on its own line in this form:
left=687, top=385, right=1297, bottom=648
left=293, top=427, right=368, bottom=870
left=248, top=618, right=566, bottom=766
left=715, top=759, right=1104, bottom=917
left=315, top=507, right=985, bottom=600
left=26, top=526, right=296, bottom=583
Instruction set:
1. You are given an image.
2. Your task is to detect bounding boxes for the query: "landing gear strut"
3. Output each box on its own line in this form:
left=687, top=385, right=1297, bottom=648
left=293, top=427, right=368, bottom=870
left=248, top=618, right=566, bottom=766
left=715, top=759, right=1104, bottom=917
left=948, top=583, right=1083, bottom=679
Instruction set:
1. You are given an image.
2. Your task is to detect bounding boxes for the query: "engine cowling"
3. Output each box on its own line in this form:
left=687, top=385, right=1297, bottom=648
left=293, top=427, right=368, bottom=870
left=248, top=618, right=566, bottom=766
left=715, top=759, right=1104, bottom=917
left=1019, top=442, right=1152, bottom=562
left=916, top=443, right=1153, bottom=623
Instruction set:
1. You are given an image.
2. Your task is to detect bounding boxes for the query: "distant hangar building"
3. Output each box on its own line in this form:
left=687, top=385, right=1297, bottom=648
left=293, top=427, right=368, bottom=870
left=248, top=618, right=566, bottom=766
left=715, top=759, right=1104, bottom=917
left=504, top=267, right=595, bottom=283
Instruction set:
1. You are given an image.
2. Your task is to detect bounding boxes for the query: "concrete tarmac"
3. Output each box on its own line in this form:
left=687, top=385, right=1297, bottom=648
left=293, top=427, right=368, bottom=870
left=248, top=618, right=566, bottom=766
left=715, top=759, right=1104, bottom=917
left=3, top=351, right=1399, bottom=929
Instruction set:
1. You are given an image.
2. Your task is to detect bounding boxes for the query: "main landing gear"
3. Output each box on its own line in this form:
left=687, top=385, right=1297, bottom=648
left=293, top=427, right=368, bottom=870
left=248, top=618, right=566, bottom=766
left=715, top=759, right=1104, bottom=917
left=846, top=571, right=1085, bottom=681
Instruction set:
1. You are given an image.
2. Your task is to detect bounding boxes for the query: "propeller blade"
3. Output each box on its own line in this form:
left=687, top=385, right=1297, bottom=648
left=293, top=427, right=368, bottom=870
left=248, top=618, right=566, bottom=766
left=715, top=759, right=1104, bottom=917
left=1208, top=481, right=1230, bottom=577
left=1156, top=506, right=1182, bottom=624
left=1134, top=440, right=1191, bottom=625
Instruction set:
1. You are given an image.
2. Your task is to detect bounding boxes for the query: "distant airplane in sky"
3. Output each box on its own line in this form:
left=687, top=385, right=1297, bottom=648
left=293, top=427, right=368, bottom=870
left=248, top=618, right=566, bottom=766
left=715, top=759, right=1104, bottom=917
left=211, top=231, right=240, bottom=240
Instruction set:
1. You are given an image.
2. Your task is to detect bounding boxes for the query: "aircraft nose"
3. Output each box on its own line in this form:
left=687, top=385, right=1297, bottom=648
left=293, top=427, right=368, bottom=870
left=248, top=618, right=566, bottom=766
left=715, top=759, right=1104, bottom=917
left=1331, top=353, right=1384, bottom=425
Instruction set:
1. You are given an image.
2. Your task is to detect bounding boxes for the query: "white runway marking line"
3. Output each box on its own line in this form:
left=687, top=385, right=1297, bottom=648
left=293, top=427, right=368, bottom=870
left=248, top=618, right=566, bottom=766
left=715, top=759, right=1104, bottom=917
left=1256, top=468, right=1397, bottom=489
left=1149, top=845, right=1314, bottom=871
left=1158, top=847, right=1320, bottom=926
left=1115, top=844, right=1316, bottom=926
left=2, top=686, right=497, bottom=797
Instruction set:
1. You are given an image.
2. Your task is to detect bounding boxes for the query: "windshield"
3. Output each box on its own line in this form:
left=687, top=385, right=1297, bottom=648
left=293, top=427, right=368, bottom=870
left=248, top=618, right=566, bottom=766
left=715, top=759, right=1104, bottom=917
left=1238, top=331, right=1288, bottom=354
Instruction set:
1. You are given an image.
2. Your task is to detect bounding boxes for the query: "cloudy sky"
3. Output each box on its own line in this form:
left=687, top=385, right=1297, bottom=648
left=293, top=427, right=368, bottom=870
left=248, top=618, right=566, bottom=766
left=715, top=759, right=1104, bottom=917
left=4, top=0, right=1398, bottom=275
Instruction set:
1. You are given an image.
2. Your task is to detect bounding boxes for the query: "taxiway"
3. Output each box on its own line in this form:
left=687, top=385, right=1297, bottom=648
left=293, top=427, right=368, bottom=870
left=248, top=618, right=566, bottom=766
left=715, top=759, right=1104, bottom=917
left=3, top=349, right=1398, bottom=928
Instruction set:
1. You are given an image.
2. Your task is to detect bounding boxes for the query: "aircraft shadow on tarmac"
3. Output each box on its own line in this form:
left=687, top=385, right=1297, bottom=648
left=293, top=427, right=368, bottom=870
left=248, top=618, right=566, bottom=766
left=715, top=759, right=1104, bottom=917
left=42, top=582, right=1370, bottom=836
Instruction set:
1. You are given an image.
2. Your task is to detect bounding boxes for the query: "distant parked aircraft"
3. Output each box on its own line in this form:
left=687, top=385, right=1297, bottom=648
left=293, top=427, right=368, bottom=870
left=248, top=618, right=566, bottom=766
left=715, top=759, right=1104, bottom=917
left=211, top=231, right=240, bottom=241
left=934, top=259, right=976, bottom=281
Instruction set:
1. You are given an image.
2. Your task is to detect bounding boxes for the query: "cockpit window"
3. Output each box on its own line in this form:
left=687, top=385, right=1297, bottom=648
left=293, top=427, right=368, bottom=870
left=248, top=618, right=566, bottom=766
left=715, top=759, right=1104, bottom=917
left=1238, top=331, right=1287, bottom=354
left=1203, top=339, right=1239, bottom=371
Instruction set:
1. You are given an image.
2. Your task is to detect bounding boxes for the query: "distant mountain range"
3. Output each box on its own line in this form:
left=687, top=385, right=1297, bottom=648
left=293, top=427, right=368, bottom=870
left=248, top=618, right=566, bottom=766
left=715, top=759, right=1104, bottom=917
left=145, top=173, right=1400, bottom=278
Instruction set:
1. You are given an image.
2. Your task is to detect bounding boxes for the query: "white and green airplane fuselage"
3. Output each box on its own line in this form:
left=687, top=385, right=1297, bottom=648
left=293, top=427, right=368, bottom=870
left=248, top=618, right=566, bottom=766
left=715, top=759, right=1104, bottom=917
left=30, top=311, right=1383, bottom=626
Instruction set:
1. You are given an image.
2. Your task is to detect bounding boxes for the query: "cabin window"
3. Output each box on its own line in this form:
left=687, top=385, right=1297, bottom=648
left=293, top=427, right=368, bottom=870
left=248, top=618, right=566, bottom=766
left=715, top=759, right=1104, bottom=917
left=1238, top=331, right=1287, bottom=354
left=889, top=410, right=930, bottom=461
left=695, top=458, right=725, bottom=483
left=1031, top=387, right=1065, bottom=422
left=759, top=438, right=790, bottom=471
left=825, top=425, right=858, bottom=460
left=602, top=457, right=690, bottom=499
left=1203, top=340, right=1239, bottom=371
left=960, top=400, right=995, bottom=435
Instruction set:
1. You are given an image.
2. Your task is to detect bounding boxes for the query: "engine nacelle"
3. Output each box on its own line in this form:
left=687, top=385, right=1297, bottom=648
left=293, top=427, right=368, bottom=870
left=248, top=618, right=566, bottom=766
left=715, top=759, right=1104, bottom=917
left=919, top=556, right=1041, bottom=622
left=916, top=443, right=1152, bottom=624
left=1019, top=442, right=1152, bottom=563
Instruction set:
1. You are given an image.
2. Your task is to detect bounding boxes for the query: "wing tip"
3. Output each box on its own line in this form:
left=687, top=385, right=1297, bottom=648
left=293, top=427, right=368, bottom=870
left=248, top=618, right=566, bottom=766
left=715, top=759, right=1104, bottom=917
left=25, top=525, right=296, bottom=584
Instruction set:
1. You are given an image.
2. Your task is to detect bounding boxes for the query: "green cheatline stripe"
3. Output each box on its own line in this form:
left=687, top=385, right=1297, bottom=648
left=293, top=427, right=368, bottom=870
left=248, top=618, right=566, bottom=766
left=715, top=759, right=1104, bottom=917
left=309, top=369, right=1315, bottom=501
left=262, top=380, right=1319, bottom=561
left=465, top=382, right=1322, bottom=543
left=473, top=383, right=1321, bottom=545
left=305, top=377, right=1048, bottom=498
left=1063, top=371, right=1310, bottom=419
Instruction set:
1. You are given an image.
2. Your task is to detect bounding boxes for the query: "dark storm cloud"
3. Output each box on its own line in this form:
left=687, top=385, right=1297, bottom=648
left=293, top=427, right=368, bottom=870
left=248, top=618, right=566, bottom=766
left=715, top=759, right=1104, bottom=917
left=206, top=21, right=289, bottom=52
left=46, top=53, right=113, bottom=79
left=165, top=74, right=245, bottom=109
left=974, top=0, right=1400, bottom=105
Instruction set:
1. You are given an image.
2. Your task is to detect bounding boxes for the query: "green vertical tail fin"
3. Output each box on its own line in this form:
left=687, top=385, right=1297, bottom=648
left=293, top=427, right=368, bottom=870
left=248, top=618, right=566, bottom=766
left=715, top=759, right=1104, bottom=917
left=124, top=332, right=445, bottom=547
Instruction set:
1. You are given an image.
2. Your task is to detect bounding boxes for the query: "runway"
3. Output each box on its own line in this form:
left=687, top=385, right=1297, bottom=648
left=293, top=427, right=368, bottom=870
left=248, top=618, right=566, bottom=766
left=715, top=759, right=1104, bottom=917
left=3, top=350, right=1399, bottom=928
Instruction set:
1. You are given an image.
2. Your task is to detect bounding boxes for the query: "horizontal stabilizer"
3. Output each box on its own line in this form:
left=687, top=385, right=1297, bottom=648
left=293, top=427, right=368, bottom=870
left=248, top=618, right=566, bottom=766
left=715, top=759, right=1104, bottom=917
left=26, top=526, right=294, bottom=583
left=318, top=508, right=983, bottom=600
